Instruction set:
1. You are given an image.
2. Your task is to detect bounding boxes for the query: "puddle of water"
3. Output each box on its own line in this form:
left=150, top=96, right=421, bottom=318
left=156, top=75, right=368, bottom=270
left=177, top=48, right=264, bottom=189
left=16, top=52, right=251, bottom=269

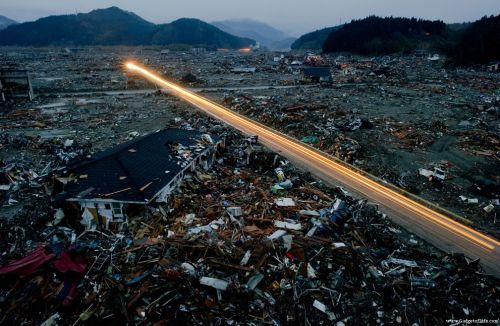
left=36, top=77, right=64, bottom=82
left=41, top=107, right=69, bottom=115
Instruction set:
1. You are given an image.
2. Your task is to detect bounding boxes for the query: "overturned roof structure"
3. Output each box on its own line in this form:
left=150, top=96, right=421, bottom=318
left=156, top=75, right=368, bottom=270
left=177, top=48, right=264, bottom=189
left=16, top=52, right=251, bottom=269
left=58, top=128, right=217, bottom=204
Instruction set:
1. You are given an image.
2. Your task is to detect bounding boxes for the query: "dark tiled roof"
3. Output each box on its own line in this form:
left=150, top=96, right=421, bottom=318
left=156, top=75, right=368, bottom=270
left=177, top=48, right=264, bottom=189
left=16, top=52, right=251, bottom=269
left=61, top=128, right=214, bottom=203
left=302, top=67, right=332, bottom=78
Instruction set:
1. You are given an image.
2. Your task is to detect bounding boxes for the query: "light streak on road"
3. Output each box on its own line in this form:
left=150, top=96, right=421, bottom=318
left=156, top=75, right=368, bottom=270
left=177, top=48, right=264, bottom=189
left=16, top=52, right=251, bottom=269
left=125, top=62, right=499, bottom=273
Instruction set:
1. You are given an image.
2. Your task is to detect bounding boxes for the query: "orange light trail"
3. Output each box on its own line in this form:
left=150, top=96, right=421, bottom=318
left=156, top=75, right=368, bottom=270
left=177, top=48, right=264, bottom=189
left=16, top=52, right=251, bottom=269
left=125, top=61, right=499, bottom=252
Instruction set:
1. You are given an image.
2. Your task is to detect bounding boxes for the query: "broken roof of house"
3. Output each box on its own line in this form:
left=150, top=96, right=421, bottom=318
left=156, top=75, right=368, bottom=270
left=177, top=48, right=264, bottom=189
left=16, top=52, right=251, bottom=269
left=302, top=67, right=331, bottom=77
left=59, top=128, right=216, bottom=203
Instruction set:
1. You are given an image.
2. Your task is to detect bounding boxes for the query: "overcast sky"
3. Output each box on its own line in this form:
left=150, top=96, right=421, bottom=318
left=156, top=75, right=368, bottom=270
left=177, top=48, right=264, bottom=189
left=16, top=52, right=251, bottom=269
left=0, top=0, right=498, bottom=36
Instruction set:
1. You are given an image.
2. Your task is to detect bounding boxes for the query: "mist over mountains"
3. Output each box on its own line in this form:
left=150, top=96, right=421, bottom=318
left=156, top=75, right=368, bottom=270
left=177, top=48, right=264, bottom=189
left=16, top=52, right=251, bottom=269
left=0, top=15, right=17, bottom=30
left=212, top=19, right=296, bottom=49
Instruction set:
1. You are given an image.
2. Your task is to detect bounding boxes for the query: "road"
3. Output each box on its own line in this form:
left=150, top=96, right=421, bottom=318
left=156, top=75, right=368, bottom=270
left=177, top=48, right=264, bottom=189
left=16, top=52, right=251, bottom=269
left=39, top=84, right=314, bottom=97
left=126, top=62, right=500, bottom=277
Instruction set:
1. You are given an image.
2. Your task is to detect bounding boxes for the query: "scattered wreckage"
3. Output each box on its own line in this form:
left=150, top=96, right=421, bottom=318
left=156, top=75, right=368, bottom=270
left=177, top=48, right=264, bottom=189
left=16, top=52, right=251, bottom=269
left=0, top=121, right=499, bottom=325
left=1, top=47, right=499, bottom=325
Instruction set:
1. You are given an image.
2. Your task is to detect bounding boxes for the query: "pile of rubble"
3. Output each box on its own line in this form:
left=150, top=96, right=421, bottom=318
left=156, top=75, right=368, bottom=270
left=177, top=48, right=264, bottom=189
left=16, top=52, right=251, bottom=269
left=0, top=122, right=498, bottom=325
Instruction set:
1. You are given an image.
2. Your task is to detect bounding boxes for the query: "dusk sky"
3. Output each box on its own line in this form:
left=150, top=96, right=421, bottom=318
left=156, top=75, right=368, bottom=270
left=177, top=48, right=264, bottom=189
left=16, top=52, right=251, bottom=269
left=0, top=0, right=498, bottom=36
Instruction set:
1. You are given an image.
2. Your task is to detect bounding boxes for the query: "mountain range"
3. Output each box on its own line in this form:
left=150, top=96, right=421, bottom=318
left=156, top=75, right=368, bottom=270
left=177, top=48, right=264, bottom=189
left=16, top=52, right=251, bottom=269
left=0, top=15, right=17, bottom=30
left=0, top=7, right=254, bottom=48
left=291, top=26, right=341, bottom=50
left=1, top=7, right=498, bottom=65
left=212, top=19, right=296, bottom=49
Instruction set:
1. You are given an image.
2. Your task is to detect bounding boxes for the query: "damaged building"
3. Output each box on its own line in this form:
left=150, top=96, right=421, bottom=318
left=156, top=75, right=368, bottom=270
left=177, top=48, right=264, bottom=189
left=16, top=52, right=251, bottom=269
left=53, top=128, right=220, bottom=230
left=0, top=68, right=34, bottom=103
left=301, top=66, right=333, bottom=84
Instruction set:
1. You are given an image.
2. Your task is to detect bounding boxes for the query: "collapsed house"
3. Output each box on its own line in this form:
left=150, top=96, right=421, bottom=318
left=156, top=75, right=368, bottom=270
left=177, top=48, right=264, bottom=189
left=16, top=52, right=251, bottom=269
left=288, top=60, right=304, bottom=74
left=0, top=69, right=34, bottom=103
left=54, top=128, right=221, bottom=230
left=301, top=67, right=332, bottom=84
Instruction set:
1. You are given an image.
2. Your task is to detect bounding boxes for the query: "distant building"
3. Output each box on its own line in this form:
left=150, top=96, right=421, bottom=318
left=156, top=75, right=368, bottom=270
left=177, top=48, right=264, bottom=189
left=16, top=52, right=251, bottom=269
left=486, top=61, right=499, bottom=72
left=304, top=54, right=326, bottom=66
left=0, top=69, right=34, bottom=103
left=273, top=55, right=284, bottom=62
left=266, top=61, right=280, bottom=70
left=54, top=129, right=221, bottom=231
left=341, top=67, right=357, bottom=76
left=301, top=67, right=332, bottom=83
left=357, top=58, right=375, bottom=68
left=427, top=54, right=440, bottom=62
left=288, top=60, right=304, bottom=74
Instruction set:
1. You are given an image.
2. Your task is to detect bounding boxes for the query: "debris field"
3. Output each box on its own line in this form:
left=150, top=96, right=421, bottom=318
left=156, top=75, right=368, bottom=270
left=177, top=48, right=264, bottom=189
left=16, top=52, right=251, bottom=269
left=0, top=47, right=499, bottom=325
